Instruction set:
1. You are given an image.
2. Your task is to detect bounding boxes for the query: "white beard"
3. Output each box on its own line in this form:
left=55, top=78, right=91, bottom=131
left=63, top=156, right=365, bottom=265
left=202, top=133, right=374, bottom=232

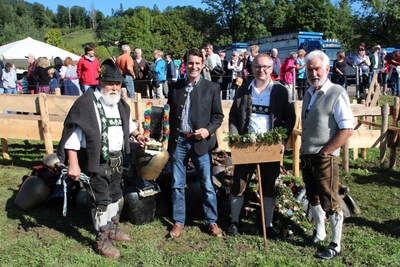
left=101, top=88, right=121, bottom=106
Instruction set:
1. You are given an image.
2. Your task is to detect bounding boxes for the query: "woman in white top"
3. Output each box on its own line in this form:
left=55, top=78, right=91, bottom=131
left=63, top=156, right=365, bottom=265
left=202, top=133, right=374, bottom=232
left=352, top=46, right=371, bottom=97
left=227, top=51, right=243, bottom=100
left=60, top=57, right=80, bottom=96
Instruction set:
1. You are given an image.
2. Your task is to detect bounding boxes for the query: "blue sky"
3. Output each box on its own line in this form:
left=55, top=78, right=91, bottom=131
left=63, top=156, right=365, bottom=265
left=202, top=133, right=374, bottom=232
left=25, top=0, right=208, bottom=16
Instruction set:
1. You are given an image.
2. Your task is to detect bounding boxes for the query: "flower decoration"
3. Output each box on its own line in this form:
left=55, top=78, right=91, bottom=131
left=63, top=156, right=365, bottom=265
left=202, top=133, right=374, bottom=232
left=143, top=102, right=152, bottom=137
left=99, top=65, right=107, bottom=78
left=225, top=127, right=287, bottom=146
left=162, top=104, right=170, bottom=149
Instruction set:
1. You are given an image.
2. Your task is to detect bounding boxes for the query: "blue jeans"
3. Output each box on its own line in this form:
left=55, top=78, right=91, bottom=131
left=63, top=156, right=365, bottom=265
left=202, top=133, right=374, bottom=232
left=0, top=87, right=4, bottom=94
left=170, top=136, right=218, bottom=226
left=4, top=88, right=17, bottom=94
left=391, top=74, right=400, bottom=95
left=124, top=75, right=135, bottom=98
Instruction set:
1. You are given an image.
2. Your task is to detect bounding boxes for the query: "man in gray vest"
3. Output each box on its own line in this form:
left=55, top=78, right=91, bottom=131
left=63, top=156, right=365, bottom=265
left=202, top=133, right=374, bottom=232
left=301, top=50, right=354, bottom=259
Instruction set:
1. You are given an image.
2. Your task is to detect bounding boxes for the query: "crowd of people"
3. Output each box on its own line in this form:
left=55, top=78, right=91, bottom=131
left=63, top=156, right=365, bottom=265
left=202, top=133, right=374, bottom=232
left=5, top=42, right=396, bottom=261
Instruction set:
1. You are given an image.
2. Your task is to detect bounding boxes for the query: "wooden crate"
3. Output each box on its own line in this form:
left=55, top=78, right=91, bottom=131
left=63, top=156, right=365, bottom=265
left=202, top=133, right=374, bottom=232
left=230, top=142, right=283, bottom=165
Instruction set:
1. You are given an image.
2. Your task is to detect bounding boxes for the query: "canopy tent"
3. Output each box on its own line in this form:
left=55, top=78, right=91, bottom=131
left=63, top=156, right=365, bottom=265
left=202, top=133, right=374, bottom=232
left=0, top=37, right=81, bottom=68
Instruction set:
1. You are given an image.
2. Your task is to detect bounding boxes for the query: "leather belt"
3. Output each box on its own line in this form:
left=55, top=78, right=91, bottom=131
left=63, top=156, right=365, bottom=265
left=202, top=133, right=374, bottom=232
left=179, top=132, right=194, bottom=138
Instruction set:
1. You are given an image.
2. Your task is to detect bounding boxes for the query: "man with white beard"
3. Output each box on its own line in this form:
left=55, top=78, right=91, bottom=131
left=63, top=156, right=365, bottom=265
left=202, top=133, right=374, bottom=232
left=57, top=59, right=149, bottom=259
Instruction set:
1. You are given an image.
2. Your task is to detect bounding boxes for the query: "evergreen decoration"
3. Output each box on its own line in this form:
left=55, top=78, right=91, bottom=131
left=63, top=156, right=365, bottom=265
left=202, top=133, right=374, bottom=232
left=225, top=127, right=287, bottom=146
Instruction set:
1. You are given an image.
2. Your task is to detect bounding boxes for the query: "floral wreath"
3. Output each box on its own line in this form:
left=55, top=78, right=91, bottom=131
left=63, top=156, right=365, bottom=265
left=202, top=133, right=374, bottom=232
left=143, top=102, right=170, bottom=149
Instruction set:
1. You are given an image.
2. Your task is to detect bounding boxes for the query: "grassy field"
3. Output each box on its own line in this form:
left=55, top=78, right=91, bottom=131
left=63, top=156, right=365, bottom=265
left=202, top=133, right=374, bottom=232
left=0, top=139, right=399, bottom=267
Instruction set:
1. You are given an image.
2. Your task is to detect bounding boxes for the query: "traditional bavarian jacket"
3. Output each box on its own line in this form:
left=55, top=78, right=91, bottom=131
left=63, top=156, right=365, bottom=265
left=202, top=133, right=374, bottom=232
left=57, top=87, right=132, bottom=173
left=229, top=80, right=296, bottom=144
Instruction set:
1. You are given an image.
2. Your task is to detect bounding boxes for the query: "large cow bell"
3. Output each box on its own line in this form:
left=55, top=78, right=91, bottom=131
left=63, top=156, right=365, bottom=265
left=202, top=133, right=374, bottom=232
left=132, top=147, right=169, bottom=180
left=14, top=176, right=51, bottom=211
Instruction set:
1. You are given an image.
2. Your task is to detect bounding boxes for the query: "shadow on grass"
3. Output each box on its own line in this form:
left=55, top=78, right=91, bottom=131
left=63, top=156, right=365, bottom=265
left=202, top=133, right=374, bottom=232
left=345, top=216, right=400, bottom=238
left=351, top=168, right=400, bottom=188
left=0, top=140, right=45, bottom=168
left=5, top=186, right=94, bottom=245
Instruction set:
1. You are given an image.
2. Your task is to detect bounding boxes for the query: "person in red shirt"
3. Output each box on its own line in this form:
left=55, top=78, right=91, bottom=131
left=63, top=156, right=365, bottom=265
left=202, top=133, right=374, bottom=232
left=77, top=45, right=100, bottom=93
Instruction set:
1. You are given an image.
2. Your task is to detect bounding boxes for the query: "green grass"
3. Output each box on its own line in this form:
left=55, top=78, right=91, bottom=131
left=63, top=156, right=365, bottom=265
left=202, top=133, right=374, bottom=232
left=0, top=140, right=400, bottom=266
left=63, top=29, right=97, bottom=52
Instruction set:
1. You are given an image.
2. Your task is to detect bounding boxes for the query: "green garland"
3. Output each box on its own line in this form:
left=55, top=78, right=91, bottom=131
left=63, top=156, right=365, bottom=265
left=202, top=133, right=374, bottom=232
left=225, top=127, right=287, bottom=146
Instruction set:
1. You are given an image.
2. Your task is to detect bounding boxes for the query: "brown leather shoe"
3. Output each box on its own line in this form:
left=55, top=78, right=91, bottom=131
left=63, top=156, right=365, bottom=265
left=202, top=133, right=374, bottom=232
left=208, top=223, right=223, bottom=237
left=169, top=223, right=184, bottom=237
left=94, top=230, right=120, bottom=259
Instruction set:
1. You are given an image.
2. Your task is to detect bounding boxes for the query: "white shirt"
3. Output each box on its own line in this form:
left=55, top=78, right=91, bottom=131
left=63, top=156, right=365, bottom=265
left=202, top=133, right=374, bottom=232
left=306, top=80, right=354, bottom=130
left=249, top=80, right=273, bottom=133
left=208, top=53, right=221, bottom=69
left=64, top=89, right=137, bottom=151
left=228, top=60, right=243, bottom=79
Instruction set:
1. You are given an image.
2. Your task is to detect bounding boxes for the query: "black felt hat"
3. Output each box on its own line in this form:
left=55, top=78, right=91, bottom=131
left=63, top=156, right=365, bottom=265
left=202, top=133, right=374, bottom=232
left=97, top=59, right=124, bottom=82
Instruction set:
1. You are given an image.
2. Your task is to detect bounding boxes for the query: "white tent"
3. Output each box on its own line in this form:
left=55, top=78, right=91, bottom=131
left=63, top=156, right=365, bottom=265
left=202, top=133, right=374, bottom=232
left=0, top=37, right=81, bottom=68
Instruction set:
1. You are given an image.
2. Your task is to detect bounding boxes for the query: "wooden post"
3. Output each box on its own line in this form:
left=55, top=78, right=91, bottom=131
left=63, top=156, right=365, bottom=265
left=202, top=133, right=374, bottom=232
left=342, top=140, right=349, bottom=172
left=292, top=131, right=301, bottom=177
left=390, top=97, right=399, bottom=168
left=1, top=138, right=9, bottom=160
left=135, top=92, right=143, bottom=132
left=38, top=93, right=54, bottom=154
left=380, top=104, right=389, bottom=167
left=256, top=164, right=268, bottom=248
left=54, top=88, right=61, bottom=95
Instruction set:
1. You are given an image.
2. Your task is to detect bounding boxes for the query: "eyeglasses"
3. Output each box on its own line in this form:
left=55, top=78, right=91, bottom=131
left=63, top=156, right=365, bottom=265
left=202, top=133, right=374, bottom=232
left=253, top=65, right=272, bottom=71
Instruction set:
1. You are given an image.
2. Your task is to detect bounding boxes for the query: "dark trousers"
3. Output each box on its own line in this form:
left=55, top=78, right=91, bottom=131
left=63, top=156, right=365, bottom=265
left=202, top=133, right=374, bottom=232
left=230, top=162, right=280, bottom=198
left=85, top=151, right=123, bottom=212
left=301, top=154, right=341, bottom=215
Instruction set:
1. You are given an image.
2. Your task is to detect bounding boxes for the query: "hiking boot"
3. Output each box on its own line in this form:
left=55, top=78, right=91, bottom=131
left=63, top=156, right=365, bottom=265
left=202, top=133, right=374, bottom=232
left=208, top=223, right=223, bottom=237
left=109, top=221, right=131, bottom=242
left=169, top=223, right=184, bottom=237
left=226, top=222, right=239, bottom=237
left=94, top=230, right=120, bottom=259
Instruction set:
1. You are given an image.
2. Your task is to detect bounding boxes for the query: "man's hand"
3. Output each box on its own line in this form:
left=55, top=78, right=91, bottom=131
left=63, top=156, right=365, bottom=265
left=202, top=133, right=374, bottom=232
left=137, top=134, right=150, bottom=147
left=194, top=128, right=209, bottom=140
left=66, top=150, right=81, bottom=181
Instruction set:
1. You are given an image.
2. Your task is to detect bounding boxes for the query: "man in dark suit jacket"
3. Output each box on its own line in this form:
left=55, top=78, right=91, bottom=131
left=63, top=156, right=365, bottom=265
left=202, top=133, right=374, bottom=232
left=227, top=54, right=296, bottom=240
left=167, top=48, right=224, bottom=238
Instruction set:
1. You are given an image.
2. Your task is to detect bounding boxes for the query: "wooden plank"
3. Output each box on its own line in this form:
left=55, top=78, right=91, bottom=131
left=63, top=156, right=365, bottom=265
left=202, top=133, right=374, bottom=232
left=350, top=105, right=381, bottom=116
left=380, top=104, right=389, bottom=167
left=44, top=94, right=77, bottom=116
left=390, top=97, right=399, bottom=168
left=347, top=130, right=381, bottom=148
left=0, top=119, right=42, bottom=139
left=0, top=94, right=40, bottom=113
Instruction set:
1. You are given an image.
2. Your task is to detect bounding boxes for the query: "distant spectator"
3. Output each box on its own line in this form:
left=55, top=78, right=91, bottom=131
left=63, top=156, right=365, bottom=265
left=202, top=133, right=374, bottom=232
left=332, top=51, right=350, bottom=90
left=389, top=50, right=400, bottom=96
left=244, top=45, right=259, bottom=82
left=153, top=49, right=166, bottom=99
left=227, top=51, right=243, bottom=100
left=0, top=55, right=4, bottom=94
left=20, top=71, right=30, bottom=94
left=380, top=50, right=390, bottom=95
left=2, top=62, right=17, bottom=94
left=133, top=48, right=149, bottom=97
left=282, top=52, right=297, bottom=101
left=201, top=48, right=212, bottom=81
left=351, top=46, right=371, bottom=97
left=31, top=57, right=52, bottom=94
left=178, top=54, right=186, bottom=80
left=116, top=44, right=136, bottom=98
left=25, top=53, right=36, bottom=94
left=60, top=57, right=80, bottom=96
left=295, top=49, right=307, bottom=100
left=77, top=45, right=100, bottom=92
left=166, top=54, right=177, bottom=95
left=49, top=57, right=63, bottom=93
left=270, top=48, right=282, bottom=81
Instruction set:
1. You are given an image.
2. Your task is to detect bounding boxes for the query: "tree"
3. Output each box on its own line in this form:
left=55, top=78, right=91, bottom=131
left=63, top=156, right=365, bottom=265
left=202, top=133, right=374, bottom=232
left=355, top=0, right=400, bottom=48
left=45, top=29, right=63, bottom=47
left=31, top=2, right=54, bottom=28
